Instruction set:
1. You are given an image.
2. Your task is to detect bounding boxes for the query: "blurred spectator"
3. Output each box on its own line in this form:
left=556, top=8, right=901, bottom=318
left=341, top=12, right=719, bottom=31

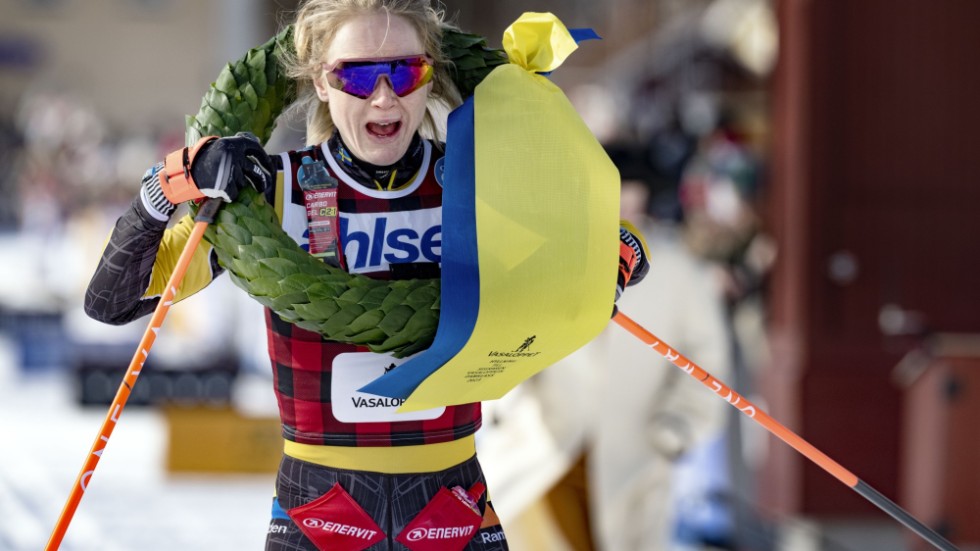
left=0, top=87, right=249, bottom=385
left=676, top=113, right=776, bottom=550
left=577, top=144, right=733, bottom=551
left=679, top=118, right=775, bottom=310
left=0, top=111, right=23, bottom=231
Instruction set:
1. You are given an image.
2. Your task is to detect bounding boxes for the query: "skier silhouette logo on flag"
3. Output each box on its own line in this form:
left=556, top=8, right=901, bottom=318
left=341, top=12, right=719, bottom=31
left=514, top=336, right=536, bottom=353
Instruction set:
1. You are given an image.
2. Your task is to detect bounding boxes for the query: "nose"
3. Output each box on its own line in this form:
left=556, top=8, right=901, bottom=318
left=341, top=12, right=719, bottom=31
left=369, top=76, right=398, bottom=107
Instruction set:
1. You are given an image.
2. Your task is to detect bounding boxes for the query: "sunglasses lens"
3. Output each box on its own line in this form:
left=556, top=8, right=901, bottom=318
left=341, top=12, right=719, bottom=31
left=329, top=57, right=432, bottom=98
left=330, top=63, right=382, bottom=98
left=389, top=59, right=433, bottom=96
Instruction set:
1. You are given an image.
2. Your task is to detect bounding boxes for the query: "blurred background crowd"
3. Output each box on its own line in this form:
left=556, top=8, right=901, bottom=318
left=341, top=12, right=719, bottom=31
left=1, top=0, right=978, bottom=550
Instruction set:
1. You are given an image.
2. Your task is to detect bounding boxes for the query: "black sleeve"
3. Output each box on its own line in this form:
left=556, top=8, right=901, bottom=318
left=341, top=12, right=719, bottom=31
left=85, top=150, right=286, bottom=325
left=83, top=195, right=171, bottom=325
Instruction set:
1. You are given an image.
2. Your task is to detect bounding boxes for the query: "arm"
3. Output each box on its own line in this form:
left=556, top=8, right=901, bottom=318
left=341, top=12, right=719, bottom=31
left=84, top=133, right=275, bottom=325
left=83, top=168, right=222, bottom=325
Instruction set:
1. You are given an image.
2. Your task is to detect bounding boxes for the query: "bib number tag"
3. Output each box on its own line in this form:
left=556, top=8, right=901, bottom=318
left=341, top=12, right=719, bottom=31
left=298, top=157, right=340, bottom=266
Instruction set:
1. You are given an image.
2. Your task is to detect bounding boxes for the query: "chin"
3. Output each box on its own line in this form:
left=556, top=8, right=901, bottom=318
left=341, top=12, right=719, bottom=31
left=363, top=143, right=410, bottom=166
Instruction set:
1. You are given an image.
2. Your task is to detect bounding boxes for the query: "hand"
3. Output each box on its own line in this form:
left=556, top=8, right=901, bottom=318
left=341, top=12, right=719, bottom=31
left=159, top=132, right=274, bottom=204
left=189, top=133, right=274, bottom=202
left=616, top=221, right=649, bottom=302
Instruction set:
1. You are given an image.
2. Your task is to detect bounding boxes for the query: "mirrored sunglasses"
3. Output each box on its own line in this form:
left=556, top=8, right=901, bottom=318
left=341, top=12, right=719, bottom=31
left=323, top=56, right=434, bottom=99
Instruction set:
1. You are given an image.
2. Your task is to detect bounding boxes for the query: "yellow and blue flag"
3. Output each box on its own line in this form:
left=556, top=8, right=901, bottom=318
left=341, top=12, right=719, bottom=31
left=361, top=13, right=619, bottom=411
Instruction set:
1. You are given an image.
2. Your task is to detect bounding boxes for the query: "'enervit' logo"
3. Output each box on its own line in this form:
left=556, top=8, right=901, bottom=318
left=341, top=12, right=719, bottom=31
left=406, top=526, right=476, bottom=541
left=301, top=518, right=379, bottom=540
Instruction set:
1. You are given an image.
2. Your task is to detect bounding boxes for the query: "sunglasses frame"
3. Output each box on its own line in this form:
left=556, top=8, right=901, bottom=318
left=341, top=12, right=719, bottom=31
left=322, top=55, right=434, bottom=99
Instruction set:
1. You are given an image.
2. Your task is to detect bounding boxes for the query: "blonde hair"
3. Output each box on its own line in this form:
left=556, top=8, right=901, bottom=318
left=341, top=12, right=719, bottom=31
left=282, top=0, right=462, bottom=146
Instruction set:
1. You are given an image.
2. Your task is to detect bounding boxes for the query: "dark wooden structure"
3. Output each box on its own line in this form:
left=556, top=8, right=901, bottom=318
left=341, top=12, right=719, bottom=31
left=766, top=0, right=980, bottom=545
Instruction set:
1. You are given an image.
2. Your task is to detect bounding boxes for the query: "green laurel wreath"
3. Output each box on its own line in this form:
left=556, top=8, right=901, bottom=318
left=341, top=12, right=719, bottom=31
left=186, top=26, right=506, bottom=357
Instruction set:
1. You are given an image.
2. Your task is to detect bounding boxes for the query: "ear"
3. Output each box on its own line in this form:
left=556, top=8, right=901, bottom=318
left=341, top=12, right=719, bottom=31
left=313, top=75, right=331, bottom=102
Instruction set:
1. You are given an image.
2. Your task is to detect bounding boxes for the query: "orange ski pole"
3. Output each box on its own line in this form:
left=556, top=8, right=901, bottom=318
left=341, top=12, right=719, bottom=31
left=45, top=198, right=223, bottom=551
left=611, top=310, right=958, bottom=551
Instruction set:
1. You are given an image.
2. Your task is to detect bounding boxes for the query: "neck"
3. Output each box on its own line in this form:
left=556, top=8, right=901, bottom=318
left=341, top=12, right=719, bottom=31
left=328, top=133, right=424, bottom=191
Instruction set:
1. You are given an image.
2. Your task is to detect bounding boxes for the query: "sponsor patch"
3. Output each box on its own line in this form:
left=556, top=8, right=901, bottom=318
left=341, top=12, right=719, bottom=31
left=395, top=484, right=484, bottom=551
left=339, top=209, right=442, bottom=273
left=434, top=156, right=445, bottom=187
left=287, top=483, right=385, bottom=551
left=332, top=352, right=445, bottom=422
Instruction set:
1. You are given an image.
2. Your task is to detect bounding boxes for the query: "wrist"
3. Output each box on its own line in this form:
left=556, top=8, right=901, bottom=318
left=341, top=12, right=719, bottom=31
left=139, top=162, right=176, bottom=221
left=619, top=221, right=650, bottom=287
left=158, top=135, right=218, bottom=204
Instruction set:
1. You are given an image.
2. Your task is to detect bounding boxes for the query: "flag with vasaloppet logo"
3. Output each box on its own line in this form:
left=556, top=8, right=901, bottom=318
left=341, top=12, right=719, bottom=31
left=360, top=12, right=620, bottom=411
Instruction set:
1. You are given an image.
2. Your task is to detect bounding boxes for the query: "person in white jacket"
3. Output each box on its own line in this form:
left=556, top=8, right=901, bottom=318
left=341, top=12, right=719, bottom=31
left=585, top=221, right=732, bottom=550
left=580, top=144, right=734, bottom=551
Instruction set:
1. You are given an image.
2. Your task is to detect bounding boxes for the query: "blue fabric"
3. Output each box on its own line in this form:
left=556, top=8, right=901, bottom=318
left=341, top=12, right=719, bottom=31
left=569, top=28, right=601, bottom=43
left=539, top=28, right=600, bottom=76
left=270, top=497, right=290, bottom=520
left=359, top=98, right=480, bottom=399
left=360, top=28, right=600, bottom=400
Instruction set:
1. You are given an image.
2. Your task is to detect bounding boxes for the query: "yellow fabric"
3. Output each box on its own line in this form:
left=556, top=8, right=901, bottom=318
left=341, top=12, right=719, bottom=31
left=502, top=12, right=580, bottom=74
left=274, top=170, right=285, bottom=223
left=144, top=214, right=215, bottom=302
left=401, top=13, right=619, bottom=411
left=283, top=435, right=476, bottom=474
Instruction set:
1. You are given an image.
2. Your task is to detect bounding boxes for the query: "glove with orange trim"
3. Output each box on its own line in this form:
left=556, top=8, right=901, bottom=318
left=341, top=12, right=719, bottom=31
left=158, top=132, right=274, bottom=206
left=617, top=220, right=649, bottom=303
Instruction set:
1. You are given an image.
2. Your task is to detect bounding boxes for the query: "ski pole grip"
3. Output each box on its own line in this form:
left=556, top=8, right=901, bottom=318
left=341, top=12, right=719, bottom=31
left=194, top=197, right=223, bottom=224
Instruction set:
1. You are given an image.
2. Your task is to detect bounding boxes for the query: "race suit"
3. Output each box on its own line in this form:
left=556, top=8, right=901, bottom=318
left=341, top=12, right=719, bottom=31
left=85, top=133, right=508, bottom=550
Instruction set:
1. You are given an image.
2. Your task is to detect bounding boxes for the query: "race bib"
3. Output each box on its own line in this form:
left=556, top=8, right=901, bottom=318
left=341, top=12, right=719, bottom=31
left=332, top=352, right=446, bottom=423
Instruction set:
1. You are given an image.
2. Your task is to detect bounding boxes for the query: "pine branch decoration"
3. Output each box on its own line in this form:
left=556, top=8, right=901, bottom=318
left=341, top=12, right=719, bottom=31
left=187, top=25, right=504, bottom=357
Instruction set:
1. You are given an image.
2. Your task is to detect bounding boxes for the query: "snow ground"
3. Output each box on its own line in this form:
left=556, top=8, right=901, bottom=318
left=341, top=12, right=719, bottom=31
left=0, top=358, right=276, bottom=551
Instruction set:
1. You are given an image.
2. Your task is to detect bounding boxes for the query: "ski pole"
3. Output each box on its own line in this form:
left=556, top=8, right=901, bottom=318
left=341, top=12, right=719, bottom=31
left=45, top=198, right=223, bottom=551
left=611, top=310, right=959, bottom=551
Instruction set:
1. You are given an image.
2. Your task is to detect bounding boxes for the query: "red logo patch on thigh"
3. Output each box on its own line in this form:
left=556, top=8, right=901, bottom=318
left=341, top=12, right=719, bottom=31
left=287, top=483, right=386, bottom=551
left=396, top=483, right=486, bottom=551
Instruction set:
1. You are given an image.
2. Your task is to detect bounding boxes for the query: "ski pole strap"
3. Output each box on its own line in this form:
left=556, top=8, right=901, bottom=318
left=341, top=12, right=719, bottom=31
left=160, top=135, right=218, bottom=204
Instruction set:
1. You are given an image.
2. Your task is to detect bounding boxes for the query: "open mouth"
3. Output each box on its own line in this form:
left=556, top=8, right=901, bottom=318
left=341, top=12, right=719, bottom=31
left=367, top=121, right=401, bottom=137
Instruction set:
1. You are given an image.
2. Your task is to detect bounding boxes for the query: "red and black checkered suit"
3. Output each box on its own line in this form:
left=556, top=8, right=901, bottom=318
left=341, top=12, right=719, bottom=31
left=266, top=140, right=481, bottom=447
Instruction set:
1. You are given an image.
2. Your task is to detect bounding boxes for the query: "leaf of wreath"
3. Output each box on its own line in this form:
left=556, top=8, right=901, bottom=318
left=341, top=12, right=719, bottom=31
left=186, top=25, right=506, bottom=357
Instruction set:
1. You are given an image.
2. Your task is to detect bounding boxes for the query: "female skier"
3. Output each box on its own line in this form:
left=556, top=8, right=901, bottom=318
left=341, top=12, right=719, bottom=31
left=84, top=1, right=648, bottom=549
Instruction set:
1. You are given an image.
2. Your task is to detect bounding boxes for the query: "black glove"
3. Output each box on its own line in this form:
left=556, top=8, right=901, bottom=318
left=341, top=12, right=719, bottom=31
left=188, top=132, right=274, bottom=203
